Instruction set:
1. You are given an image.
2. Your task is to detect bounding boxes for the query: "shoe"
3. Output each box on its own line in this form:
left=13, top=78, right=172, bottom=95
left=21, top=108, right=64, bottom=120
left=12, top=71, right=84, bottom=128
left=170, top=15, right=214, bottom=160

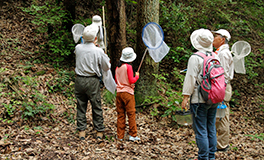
left=79, top=131, right=85, bottom=140
left=96, top=131, right=103, bottom=140
left=116, top=135, right=123, bottom=141
left=217, top=145, right=229, bottom=152
left=129, top=135, right=140, bottom=141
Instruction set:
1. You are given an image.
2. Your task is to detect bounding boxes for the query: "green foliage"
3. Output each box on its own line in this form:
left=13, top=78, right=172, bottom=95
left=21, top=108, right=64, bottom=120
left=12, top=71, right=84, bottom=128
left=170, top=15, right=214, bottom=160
left=160, top=1, right=193, bottom=62
left=102, top=89, right=116, bottom=106
left=46, top=70, right=75, bottom=97
left=245, top=133, right=264, bottom=141
left=3, top=76, right=55, bottom=120
left=143, top=69, right=183, bottom=121
left=125, top=0, right=137, bottom=4
left=20, top=0, right=75, bottom=63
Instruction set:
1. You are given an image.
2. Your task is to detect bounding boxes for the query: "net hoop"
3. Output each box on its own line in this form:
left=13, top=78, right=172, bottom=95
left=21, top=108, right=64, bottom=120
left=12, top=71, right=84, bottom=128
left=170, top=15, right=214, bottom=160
left=142, top=22, right=164, bottom=49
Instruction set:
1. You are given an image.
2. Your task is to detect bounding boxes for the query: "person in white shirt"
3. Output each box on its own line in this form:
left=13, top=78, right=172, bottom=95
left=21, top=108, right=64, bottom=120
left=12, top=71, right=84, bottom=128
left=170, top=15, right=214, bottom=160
left=212, top=29, right=234, bottom=152
left=75, top=24, right=111, bottom=140
left=181, top=28, right=218, bottom=160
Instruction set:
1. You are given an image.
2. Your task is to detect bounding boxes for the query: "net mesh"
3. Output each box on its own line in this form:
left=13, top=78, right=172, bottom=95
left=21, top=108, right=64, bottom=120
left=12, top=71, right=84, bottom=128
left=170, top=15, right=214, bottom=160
left=141, top=22, right=170, bottom=62
left=71, top=24, right=85, bottom=43
left=142, top=22, right=164, bottom=49
left=231, top=41, right=251, bottom=74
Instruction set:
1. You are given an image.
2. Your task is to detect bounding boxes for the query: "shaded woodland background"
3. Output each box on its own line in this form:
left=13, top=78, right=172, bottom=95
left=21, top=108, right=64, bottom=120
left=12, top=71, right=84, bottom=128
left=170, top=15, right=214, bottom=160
left=0, top=0, right=263, bottom=159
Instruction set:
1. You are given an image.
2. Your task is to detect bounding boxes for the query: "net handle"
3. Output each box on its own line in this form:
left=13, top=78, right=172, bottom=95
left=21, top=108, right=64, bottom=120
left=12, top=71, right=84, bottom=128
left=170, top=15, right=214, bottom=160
left=102, top=6, right=107, bottom=54
left=137, top=48, right=148, bottom=72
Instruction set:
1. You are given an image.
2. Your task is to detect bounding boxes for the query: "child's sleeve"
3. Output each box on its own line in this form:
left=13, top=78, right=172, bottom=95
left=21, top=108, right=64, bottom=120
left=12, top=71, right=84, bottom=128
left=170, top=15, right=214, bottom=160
left=126, top=64, right=139, bottom=84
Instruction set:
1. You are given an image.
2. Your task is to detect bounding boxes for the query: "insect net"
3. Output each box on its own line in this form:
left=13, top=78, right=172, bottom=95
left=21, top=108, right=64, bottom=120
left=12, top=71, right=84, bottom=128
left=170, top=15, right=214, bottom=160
left=231, top=41, right=251, bottom=74
left=142, top=22, right=170, bottom=63
left=71, top=24, right=85, bottom=43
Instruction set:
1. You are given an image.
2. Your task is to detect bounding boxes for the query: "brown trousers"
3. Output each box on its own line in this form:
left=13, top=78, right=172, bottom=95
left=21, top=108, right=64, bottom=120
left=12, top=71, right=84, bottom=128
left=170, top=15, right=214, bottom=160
left=116, top=92, right=137, bottom=139
left=215, top=83, right=232, bottom=149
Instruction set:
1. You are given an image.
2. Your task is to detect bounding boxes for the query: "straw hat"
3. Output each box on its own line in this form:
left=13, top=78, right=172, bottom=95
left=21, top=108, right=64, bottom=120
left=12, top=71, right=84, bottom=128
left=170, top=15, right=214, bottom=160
left=212, top=29, right=231, bottom=41
left=120, top=47, right=137, bottom=62
left=190, top=28, right=214, bottom=52
left=92, top=15, right=102, bottom=27
left=82, top=24, right=99, bottom=42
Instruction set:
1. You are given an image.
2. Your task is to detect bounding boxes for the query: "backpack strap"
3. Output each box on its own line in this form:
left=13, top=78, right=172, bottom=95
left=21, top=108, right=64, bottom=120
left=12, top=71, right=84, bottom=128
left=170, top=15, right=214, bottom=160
left=193, top=51, right=214, bottom=59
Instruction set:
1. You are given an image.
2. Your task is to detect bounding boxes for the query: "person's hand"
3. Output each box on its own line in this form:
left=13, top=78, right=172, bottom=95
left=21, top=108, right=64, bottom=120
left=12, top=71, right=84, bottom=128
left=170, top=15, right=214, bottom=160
left=181, top=95, right=190, bottom=110
left=135, top=72, right=139, bottom=76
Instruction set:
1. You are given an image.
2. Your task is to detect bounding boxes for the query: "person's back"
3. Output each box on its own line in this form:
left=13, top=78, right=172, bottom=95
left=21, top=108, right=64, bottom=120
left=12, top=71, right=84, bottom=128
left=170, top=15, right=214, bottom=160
left=181, top=28, right=218, bottom=160
left=115, top=47, right=140, bottom=142
left=75, top=24, right=110, bottom=141
left=75, top=43, right=107, bottom=76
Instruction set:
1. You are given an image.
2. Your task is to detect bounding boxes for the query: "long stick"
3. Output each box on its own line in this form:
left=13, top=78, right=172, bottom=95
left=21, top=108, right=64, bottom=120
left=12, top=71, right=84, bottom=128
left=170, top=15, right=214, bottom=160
left=137, top=48, right=148, bottom=72
left=102, top=6, right=107, bottom=54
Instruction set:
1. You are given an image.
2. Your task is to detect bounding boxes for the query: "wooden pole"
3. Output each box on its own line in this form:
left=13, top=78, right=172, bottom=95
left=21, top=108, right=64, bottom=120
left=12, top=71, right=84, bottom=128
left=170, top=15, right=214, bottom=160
left=137, top=48, right=148, bottom=72
left=102, top=6, right=107, bottom=54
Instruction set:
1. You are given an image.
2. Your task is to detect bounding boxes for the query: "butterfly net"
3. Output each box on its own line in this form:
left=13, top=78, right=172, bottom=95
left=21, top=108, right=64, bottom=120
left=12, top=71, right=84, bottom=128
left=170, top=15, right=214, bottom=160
left=71, top=24, right=85, bottom=43
left=142, top=22, right=170, bottom=62
left=231, top=41, right=251, bottom=74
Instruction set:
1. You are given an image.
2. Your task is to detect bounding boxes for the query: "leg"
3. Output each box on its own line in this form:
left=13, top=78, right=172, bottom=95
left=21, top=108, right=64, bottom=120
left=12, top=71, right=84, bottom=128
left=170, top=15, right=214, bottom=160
left=75, top=77, right=89, bottom=131
left=191, top=103, right=209, bottom=160
left=216, top=105, right=230, bottom=150
left=124, top=93, right=137, bottom=137
left=116, top=93, right=126, bottom=139
left=88, top=77, right=105, bottom=132
left=207, top=104, right=217, bottom=159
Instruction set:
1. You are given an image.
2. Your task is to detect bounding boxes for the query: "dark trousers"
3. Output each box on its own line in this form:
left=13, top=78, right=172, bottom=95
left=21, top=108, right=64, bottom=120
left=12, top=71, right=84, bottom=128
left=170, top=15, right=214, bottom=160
left=75, top=75, right=105, bottom=132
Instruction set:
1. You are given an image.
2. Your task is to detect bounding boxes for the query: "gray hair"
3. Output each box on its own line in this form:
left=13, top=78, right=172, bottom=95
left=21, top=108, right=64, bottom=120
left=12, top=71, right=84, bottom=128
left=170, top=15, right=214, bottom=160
left=220, top=35, right=229, bottom=44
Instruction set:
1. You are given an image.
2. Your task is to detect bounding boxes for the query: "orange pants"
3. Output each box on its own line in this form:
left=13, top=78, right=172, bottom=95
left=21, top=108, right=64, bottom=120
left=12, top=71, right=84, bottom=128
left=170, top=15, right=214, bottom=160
left=116, top=92, right=137, bottom=139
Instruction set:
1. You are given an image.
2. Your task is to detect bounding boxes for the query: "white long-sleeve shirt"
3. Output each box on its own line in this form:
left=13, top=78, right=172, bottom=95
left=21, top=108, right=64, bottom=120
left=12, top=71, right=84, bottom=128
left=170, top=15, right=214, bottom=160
left=75, top=43, right=110, bottom=77
left=215, top=44, right=234, bottom=84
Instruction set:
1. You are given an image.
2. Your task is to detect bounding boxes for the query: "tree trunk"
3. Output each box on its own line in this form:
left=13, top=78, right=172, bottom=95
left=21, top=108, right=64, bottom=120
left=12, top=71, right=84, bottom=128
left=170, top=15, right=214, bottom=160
left=63, top=0, right=75, bottom=32
left=135, top=0, right=159, bottom=105
left=106, top=0, right=127, bottom=76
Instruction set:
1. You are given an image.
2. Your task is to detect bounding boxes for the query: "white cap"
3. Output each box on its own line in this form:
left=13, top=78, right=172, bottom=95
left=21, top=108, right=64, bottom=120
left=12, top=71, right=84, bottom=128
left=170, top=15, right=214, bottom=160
left=92, top=15, right=102, bottom=27
left=82, top=24, right=99, bottom=42
left=190, top=28, right=214, bottom=52
left=120, top=47, right=137, bottom=62
left=212, top=29, right=231, bottom=41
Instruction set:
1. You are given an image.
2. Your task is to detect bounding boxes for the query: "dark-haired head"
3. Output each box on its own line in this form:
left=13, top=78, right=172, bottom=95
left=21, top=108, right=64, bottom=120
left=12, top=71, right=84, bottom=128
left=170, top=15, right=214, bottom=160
left=117, top=60, right=131, bottom=67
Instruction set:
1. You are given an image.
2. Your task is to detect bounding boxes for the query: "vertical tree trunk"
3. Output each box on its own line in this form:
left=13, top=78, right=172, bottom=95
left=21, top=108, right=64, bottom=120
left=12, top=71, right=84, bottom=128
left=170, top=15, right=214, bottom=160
left=106, top=0, right=127, bottom=76
left=63, top=0, right=75, bottom=32
left=135, top=0, right=159, bottom=105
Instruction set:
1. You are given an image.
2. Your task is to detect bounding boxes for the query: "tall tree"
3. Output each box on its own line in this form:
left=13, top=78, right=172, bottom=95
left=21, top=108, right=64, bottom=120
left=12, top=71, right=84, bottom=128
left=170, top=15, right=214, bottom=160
left=63, top=0, right=75, bottom=32
left=106, top=0, right=127, bottom=75
left=134, top=0, right=159, bottom=104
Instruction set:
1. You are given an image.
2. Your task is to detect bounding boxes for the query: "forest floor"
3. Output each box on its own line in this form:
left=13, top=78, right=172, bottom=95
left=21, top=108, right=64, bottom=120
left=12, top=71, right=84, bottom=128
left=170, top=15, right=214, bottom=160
left=0, top=1, right=264, bottom=160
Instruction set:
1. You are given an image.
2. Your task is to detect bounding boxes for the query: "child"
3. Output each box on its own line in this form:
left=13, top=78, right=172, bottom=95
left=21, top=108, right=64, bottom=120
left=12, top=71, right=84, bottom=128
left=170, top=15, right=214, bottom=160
left=115, top=47, right=140, bottom=141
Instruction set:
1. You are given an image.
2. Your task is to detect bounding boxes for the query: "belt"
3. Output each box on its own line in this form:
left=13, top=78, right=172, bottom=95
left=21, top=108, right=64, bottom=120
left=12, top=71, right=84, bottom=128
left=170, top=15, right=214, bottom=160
left=77, top=74, right=99, bottom=78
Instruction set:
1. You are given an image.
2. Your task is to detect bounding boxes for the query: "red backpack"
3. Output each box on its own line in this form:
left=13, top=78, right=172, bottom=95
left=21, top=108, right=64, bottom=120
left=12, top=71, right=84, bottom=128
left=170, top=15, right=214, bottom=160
left=194, top=52, right=226, bottom=104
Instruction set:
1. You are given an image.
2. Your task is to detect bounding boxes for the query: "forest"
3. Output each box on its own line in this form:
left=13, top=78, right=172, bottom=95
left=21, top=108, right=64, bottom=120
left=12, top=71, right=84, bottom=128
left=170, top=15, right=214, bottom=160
left=0, top=0, right=263, bottom=159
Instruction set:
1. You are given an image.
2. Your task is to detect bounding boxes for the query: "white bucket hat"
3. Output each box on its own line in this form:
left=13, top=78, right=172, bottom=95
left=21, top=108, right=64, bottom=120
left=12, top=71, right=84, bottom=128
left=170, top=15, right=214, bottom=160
left=92, top=15, right=102, bottom=27
left=82, top=24, right=99, bottom=42
left=190, top=28, right=214, bottom=52
left=120, top=47, right=137, bottom=62
left=212, top=29, right=231, bottom=41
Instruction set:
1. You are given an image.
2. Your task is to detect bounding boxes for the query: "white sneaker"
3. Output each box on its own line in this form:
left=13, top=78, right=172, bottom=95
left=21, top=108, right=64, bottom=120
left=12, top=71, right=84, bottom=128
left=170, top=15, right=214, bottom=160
left=129, top=135, right=141, bottom=141
left=116, top=135, right=123, bottom=141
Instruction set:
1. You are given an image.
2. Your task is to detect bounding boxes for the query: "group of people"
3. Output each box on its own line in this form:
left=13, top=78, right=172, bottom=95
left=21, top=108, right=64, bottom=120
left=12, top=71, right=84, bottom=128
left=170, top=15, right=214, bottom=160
left=74, top=15, right=140, bottom=142
left=73, top=14, right=233, bottom=160
left=181, top=28, right=233, bottom=159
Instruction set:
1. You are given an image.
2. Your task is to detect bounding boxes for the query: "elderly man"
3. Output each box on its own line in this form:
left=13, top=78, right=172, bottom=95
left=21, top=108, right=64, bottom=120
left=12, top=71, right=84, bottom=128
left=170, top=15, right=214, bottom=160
left=212, top=29, right=234, bottom=152
left=181, top=28, right=218, bottom=160
left=74, top=24, right=111, bottom=140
